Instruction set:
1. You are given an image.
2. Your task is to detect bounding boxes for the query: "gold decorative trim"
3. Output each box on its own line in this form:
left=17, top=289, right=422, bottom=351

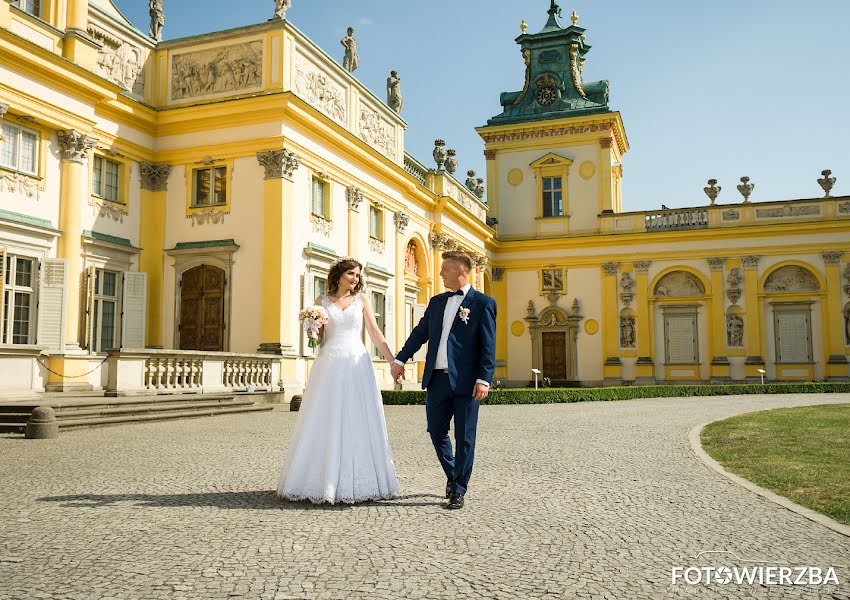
left=569, top=43, right=586, bottom=98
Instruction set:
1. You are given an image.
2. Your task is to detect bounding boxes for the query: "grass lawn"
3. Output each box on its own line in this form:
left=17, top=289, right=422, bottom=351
left=701, top=404, right=850, bottom=525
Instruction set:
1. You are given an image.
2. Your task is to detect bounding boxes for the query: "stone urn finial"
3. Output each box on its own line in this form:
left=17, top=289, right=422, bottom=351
left=736, top=176, right=754, bottom=203
left=465, top=170, right=477, bottom=192
left=818, top=169, right=836, bottom=198
left=433, top=139, right=447, bottom=170
left=445, top=149, right=458, bottom=174
left=703, top=179, right=721, bottom=205
left=474, top=177, right=485, bottom=199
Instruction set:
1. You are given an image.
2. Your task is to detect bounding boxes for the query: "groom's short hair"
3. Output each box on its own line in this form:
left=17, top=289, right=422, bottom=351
left=442, top=251, right=472, bottom=273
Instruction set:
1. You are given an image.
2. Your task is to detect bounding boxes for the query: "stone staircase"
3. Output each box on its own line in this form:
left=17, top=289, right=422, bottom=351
left=0, top=393, right=277, bottom=435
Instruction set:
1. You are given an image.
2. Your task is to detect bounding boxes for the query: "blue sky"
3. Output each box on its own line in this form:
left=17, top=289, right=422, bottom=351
left=112, top=0, right=850, bottom=211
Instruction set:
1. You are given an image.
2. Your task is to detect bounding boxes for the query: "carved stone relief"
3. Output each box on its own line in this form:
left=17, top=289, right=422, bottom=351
left=756, top=204, right=820, bottom=218
left=763, top=266, right=820, bottom=293
left=619, top=317, right=636, bottom=348
left=171, top=41, right=263, bottom=100
left=310, top=214, right=332, bottom=237
left=294, top=56, right=347, bottom=125
left=189, top=209, right=227, bottom=227
left=90, top=197, right=124, bottom=223
left=368, top=236, right=385, bottom=255
left=726, top=314, right=744, bottom=347
left=722, top=209, right=740, bottom=221
left=726, top=268, right=743, bottom=304
left=653, top=271, right=705, bottom=297
left=0, top=172, right=44, bottom=201
left=89, top=25, right=145, bottom=96
left=346, top=186, right=364, bottom=211
left=404, top=240, right=418, bottom=275
left=358, top=106, right=396, bottom=160
left=838, top=202, right=850, bottom=215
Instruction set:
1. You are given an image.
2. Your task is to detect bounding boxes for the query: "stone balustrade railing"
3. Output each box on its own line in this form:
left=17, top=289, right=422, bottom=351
left=645, top=207, right=709, bottom=231
left=403, top=153, right=428, bottom=186
left=601, top=196, right=849, bottom=235
left=107, top=349, right=280, bottom=397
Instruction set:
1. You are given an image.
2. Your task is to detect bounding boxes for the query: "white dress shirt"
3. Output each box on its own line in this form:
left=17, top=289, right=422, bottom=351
left=395, top=284, right=488, bottom=388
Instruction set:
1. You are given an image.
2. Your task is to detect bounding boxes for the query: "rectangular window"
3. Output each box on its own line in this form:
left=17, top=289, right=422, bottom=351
left=92, top=156, right=121, bottom=202
left=311, top=177, right=327, bottom=218
left=193, top=166, right=227, bottom=207
left=371, top=290, right=385, bottom=359
left=1, top=254, right=36, bottom=345
left=11, top=0, right=40, bottom=16
left=775, top=310, right=812, bottom=363
left=0, top=120, right=39, bottom=176
left=92, top=269, right=120, bottom=352
left=542, top=176, right=563, bottom=217
left=369, top=205, right=383, bottom=241
left=664, top=313, right=698, bottom=364
left=314, top=276, right=327, bottom=300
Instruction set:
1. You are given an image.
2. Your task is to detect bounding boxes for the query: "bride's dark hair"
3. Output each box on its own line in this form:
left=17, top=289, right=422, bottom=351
left=327, top=258, right=364, bottom=295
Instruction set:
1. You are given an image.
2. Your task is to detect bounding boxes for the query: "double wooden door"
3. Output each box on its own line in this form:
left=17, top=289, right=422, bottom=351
left=179, top=265, right=225, bottom=351
left=541, top=331, right=567, bottom=379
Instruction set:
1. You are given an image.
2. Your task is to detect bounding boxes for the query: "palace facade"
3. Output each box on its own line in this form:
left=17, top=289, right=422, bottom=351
left=0, top=0, right=847, bottom=399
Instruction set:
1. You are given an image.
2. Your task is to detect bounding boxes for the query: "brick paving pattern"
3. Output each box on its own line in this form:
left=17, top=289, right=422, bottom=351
left=1, top=393, right=849, bottom=599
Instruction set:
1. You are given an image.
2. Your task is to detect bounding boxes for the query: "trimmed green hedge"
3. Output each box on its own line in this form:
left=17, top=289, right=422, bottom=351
left=381, top=382, right=850, bottom=405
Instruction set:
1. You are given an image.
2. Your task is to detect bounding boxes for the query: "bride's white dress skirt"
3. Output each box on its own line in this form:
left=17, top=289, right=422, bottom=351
left=277, top=295, right=399, bottom=504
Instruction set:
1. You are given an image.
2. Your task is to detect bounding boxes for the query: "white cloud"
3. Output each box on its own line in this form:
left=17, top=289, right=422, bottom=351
left=359, top=17, right=373, bottom=26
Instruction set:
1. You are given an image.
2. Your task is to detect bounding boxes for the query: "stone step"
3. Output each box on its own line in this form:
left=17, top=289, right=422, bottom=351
left=46, top=404, right=275, bottom=431
left=45, top=398, right=256, bottom=419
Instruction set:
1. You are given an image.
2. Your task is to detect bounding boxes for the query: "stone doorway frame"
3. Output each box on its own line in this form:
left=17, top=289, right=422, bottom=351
left=524, top=297, right=583, bottom=382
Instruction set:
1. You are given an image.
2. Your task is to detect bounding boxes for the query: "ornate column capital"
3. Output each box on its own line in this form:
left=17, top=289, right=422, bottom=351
left=633, top=261, right=651, bottom=274
left=599, top=137, right=614, bottom=149
left=483, top=149, right=496, bottom=160
left=823, top=250, right=843, bottom=266
left=256, top=149, right=300, bottom=180
left=706, top=257, right=727, bottom=271
left=429, top=231, right=449, bottom=250
left=140, top=162, right=171, bottom=192
left=0, top=103, right=8, bottom=120
left=393, top=211, right=410, bottom=235
left=741, top=255, right=760, bottom=270
left=345, top=186, right=364, bottom=212
left=57, top=130, right=98, bottom=163
left=492, top=267, right=505, bottom=281
left=602, top=262, right=619, bottom=276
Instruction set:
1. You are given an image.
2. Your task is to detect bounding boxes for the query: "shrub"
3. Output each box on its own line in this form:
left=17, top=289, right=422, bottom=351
left=381, top=382, right=850, bottom=406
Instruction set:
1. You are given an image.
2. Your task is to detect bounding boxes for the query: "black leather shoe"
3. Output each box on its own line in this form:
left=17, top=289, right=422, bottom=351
left=445, top=481, right=452, bottom=499
left=447, top=492, right=465, bottom=509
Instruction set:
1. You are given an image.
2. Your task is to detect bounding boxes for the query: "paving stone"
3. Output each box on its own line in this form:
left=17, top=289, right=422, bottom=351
left=0, top=393, right=848, bottom=599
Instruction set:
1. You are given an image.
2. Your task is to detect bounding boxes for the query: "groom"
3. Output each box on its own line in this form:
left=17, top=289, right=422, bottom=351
left=391, top=251, right=496, bottom=509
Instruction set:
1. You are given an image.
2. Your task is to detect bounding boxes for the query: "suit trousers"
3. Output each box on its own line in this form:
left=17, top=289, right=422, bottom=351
left=425, top=370, right=480, bottom=495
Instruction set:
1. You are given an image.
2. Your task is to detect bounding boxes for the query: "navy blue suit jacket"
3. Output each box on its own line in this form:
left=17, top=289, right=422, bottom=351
left=396, top=287, right=496, bottom=396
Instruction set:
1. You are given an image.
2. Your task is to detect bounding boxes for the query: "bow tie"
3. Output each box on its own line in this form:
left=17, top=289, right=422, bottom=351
left=451, top=289, right=465, bottom=296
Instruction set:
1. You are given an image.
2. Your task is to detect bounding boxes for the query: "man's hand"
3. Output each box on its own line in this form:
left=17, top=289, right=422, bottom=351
left=390, top=362, right=405, bottom=383
left=472, top=383, right=490, bottom=402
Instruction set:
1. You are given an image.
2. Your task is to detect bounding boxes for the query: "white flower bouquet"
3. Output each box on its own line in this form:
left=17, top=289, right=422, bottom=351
left=299, top=305, right=330, bottom=349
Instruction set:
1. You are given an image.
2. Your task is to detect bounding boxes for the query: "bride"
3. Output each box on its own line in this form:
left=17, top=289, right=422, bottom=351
left=277, top=257, right=399, bottom=504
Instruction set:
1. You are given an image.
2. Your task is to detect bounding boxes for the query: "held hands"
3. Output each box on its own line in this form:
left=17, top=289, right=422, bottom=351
left=390, top=361, right=405, bottom=383
left=473, top=382, right=490, bottom=402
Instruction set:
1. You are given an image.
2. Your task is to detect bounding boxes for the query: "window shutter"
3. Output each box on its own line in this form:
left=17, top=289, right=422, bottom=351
left=776, top=312, right=810, bottom=363
left=412, top=303, right=427, bottom=362
left=84, top=266, right=96, bottom=351
left=36, top=258, right=67, bottom=353
left=666, top=315, right=696, bottom=363
left=0, top=247, right=6, bottom=334
left=120, top=271, right=147, bottom=349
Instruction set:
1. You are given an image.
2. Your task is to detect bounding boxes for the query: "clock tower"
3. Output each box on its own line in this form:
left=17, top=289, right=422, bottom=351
left=477, top=0, right=628, bottom=239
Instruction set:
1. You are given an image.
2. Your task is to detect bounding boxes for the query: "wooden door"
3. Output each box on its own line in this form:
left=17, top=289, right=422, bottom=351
left=541, top=331, right=567, bottom=379
left=179, top=265, right=225, bottom=351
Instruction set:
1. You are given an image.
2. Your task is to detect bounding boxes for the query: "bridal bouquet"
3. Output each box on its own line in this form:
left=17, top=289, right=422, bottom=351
left=299, top=305, right=330, bottom=349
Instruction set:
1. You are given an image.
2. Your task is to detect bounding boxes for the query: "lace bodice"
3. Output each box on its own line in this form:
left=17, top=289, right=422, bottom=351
left=319, top=294, right=366, bottom=356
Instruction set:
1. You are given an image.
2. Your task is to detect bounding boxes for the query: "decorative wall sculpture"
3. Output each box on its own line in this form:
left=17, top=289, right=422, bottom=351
left=358, top=106, right=396, bottom=160
left=619, top=317, right=636, bottom=348
left=89, top=25, right=145, bottom=96
left=726, top=314, right=744, bottom=347
left=653, top=271, right=705, bottom=297
left=763, top=265, right=820, bottom=293
left=171, top=41, right=263, bottom=100
left=756, top=205, right=820, bottom=218
left=294, top=56, right=346, bottom=125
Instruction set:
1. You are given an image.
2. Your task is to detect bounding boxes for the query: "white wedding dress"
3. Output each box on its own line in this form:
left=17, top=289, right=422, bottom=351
left=277, top=294, right=399, bottom=504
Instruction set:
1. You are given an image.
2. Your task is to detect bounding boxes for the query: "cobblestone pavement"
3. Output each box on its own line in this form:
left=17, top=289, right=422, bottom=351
left=1, top=393, right=850, bottom=600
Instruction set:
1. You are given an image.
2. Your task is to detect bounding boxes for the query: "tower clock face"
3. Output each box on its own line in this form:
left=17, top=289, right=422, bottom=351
left=536, top=86, right=557, bottom=107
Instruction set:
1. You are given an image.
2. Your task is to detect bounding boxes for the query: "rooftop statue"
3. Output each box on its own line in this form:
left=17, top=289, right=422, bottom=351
left=149, top=0, right=164, bottom=41
left=341, top=27, right=359, bottom=73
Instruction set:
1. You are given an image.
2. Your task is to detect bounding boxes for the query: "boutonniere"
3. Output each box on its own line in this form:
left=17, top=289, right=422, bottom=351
left=458, top=307, right=471, bottom=324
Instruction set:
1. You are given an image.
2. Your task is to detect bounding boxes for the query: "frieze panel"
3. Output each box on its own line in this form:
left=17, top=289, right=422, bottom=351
left=755, top=204, right=820, bottom=219
left=653, top=271, right=705, bottom=297
left=358, top=106, right=396, bottom=161
left=294, top=54, right=347, bottom=125
left=171, top=41, right=263, bottom=101
left=89, top=24, right=145, bottom=96
left=0, top=172, right=44, bottom=201
left=763, top=266, right=820, bottom=293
